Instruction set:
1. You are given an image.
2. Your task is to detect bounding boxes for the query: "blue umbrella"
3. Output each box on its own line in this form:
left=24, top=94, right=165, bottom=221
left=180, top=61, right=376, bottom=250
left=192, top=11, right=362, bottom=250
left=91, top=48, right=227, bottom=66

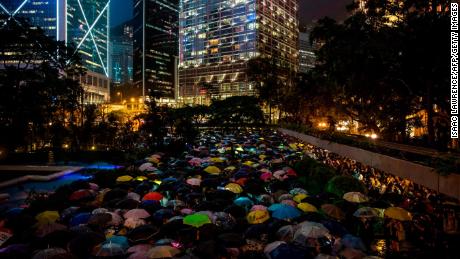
left=70, top=212, right=91, bottom=227
left=234, top=197, right=254, bottom=208
left=106, top=235, right=129, bottom=250
left=269, top=243, right=307, bottom=259
left=321, top=219, right=349, bottom=237
left=233, top=171, right=250, bottom=179
left=268, top=203, right=284, bottom=212
left=271, top=204, right=301, bottom=220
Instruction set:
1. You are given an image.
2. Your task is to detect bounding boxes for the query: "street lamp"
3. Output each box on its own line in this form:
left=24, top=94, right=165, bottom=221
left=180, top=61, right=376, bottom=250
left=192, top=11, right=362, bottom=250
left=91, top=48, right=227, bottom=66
left=116, top=91, right=123, bottom=104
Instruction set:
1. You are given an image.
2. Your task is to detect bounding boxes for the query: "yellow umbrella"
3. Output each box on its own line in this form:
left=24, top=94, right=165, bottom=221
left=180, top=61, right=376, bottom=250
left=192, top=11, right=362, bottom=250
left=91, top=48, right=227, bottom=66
left=35, top=211, right=60, bottom=226
left=236, top=147, right=244, bottom=152
left=224, top=166, right=236, bottom=171
left=243, top=161, right=254, bottom=166
left=343, top=192, right=369, bottom=203
left=116, top=175, right=133, bottom=182
left=259, top=154, right=267, bottom=160
left=204, top=166, right=221, bottom=175
left=384, top=207, right=412, bottom=221
left=289, top=143, right=298, bottom=150
left=148, top=157, right=160, bottom=164
left=293, top=193, right=308, bottom=203
left=225, top=183, right=243, bottom=194
left=134, top=176, right=148, bottom=181
left=247, top=210, right=270, bottom=224
left=297, top=203, right=318, bottom=213
left=210, top=157, right=225, bottom=163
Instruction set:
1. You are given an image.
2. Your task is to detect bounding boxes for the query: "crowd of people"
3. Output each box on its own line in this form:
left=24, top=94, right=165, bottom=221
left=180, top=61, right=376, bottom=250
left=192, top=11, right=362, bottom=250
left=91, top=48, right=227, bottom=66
left=0, top=129, right=458, bottom=259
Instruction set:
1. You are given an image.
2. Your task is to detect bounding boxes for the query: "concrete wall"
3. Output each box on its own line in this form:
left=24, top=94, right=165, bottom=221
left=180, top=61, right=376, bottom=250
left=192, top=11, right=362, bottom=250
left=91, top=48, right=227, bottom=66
left=280, top=128, right=460, bottom=200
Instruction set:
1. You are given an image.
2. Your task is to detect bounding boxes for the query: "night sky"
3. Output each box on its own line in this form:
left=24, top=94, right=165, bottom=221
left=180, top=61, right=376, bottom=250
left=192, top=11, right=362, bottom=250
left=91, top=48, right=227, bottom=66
left=110, top=0, right=351, bottom=27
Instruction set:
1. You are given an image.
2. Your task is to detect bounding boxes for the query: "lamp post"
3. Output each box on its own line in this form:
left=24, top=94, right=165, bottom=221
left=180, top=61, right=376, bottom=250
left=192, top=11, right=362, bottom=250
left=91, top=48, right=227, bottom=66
left=116, top=91, right=123, bottom=104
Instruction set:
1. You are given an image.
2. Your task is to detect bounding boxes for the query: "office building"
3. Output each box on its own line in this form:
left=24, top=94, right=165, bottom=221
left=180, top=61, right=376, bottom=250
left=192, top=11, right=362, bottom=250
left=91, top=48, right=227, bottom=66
left=133, top=0, right=179, bottom=101
left=110, top=21, right=133, bottom=85
left=299, top=26, right=316, bottom=73
left=178, top=0, right=299, bottom=102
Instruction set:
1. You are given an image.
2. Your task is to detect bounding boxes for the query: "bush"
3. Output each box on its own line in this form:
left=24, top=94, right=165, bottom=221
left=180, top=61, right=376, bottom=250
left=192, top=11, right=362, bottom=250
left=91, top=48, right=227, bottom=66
left=325, top=175, right=366, bottom=197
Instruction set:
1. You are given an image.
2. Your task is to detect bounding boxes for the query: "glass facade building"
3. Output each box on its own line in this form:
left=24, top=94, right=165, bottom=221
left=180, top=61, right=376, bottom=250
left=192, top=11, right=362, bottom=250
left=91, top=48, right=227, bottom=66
left=110, top=22, right=133, bottom=85
left=0, top=0, right=62, bottom=39
left=67, top=0, right=110, bottom=77
left=179, top=0, right=298, bottom=100
left=133, top=0, right=179, bottom=100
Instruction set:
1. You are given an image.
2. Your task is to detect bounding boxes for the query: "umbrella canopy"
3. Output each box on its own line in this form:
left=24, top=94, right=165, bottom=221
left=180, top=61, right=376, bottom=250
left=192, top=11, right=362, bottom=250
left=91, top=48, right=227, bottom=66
left=124, top=218, right=147, bottom=229
left=147, top=245, right=180, bottom=259
left=321, top=204, right=345, bottom=220
left=32, top=248, right=67, bottom=259
left=186, top=178, right=201, bottom=186
left=124, top=209, right=150, bottom=220
left=293, top=193, right=308, bottom=203
left=247, top=210, right=270, bottom=224
left=143, top=192, right=164, bottom=201
left=294, top=222, right=330, bottom=243
left=234, top=197, right=254, bottom=208
left=70, top=212, right=91, bottom=227
left=116, top=175, right=133, bottom=182
left=204, top=166, right=221, bottom=175
left=139, top=162, right=155, bottom=171
left=183, top=213, right=211, bottom=228
left=212, top=212, right=236, bottom=230
left=69, top=189, right=93, bottom=201
left=289, top=188, right=308, bottom=196
left=35, top=211, right=60, bottom=226
left=224, top=183, right=243, bottom=194
left=127, top=244, right=152, bottom=259
left=353, top=207, right=379, bottom=218
left=384, top=207, right=412, bottom=221
left=343, top=192, right=369, bottom=203
left=272, top=204, right=302, bottom=221
left=93, top=242, right=125, bottom=257
left=297, top=203, right=318, bottom=213
left=250, top=205, right=268, bottom=212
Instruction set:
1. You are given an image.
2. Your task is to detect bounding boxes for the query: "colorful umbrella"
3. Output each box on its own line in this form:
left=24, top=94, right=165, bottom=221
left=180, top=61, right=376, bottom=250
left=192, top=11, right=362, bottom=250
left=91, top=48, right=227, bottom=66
left=293, top=193, right=308, bottom=203
left=321, top=204, right=345, bottom=220
left=224, top=183, right=243, bottom=194
left=247, top=210, right=270, bottom=224
left=204, top=165, right=221, bottom=175
left=35, top=211, right=60, bottom=226
left=353, top=207, right=379, bottom=218
left=116, top=175, right=133, bottom=182
left=295, top=221, right=329, bottom=241
left=272, top=204, right=302, bottom=220
left=142, top=192, right=163, bottom=201
left=186, top=178, right=201, bottom=186
left=384, top=207, right=412, bottom=221
left=343, top=192, right=369, bottom=203
left=183, top=213, right=211, bottom=228
left=250, top=205, right=268, bottom=212
left=124, top=209, right=150, bottom=219
left=289, top=188, right=308, bottom=196
left=234, top=197, right=254, bottom=208
left=69, top=189, right=93, bottom=201
left=297, top=203, right=318, bottom=213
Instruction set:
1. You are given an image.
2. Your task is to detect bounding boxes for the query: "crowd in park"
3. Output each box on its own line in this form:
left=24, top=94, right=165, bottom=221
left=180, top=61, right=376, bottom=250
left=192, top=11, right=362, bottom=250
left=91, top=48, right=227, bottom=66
left=0, top=129, right=458, bottom=259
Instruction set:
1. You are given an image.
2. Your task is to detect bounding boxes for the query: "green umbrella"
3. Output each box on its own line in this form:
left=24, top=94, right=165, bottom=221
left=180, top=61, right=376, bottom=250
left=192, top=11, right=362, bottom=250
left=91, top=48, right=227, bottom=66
left=183, top=213, right=211, bottom=228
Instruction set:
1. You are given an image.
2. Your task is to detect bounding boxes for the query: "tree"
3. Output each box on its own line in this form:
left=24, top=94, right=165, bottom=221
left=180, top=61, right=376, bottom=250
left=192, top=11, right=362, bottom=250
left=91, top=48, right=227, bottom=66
left=208, top=96, right=265, bottom=127
left=0, top=17, right=84, bottom=152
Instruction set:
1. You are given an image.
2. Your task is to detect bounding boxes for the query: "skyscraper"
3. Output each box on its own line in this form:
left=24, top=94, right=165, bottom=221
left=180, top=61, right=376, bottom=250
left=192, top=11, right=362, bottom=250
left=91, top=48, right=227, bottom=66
left=133, top=0, right=179, bottom=101
left=299, top=26, right=316, bottom=73
left=0, top=0, right=111, bottom=104
left=110, top=21, right=133, bottom=85
left=0, top=0, right=64, bottom=40
left=179, top=0, right=298, bottom=102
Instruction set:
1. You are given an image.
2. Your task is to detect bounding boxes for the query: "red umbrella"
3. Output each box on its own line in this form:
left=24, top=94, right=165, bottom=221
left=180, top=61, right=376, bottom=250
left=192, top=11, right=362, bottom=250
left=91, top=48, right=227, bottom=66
left=142, top=192, right=163, bottom=201
left=69, top=189, right=93, bottom=201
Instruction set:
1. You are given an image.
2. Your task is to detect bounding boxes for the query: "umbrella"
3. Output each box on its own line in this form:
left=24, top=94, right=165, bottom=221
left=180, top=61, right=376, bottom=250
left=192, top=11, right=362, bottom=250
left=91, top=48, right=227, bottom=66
left=35, top=222, right=67, bottom=237
left=234, top=197, right=254, bottom=208
left=273, top=170, right=287, bottom=180
left=183, top=213, right=211, bottom=228
left=139, top=162, right=155, bottom=171
left=353, top=207, right=379, bottom=218
left=384, top=207, right=412, bottom=221
left=212, top=212, right=236, bottom=230
left=147, top=246, right=180, bottom=259
left=250, top=205, right=268, bottom=212
left=271, top=204, right=301, bottom=221
left=124, top=209, right=151, bottom=219
left=247, top=210, right=270, bottom=224
left=124, top=218, right=147, bottom=229
left=69, top=189, right=93, bottom=201
left=186, top=178, right=201, bottom=186
left=321, top=219, right=349, bottom=237
left=263, top=241, right=286, bottom=256
left=70, top=212, right=91, bottom=227
left=106, top=235, right=130, bottom=250
left=294, top=222, right=329, bottom=243
left=32, top=248, right=67, bottom=259
left=343, top=192, right=369, bottom=203
left=107, top=212, right=124, bottom=226
left=297, top=203, right=318, bottom=213
left=339, top=248, right=366, bottom=259
left=127, top=225, right=159, bottom=243
left=116, top=198, right=140, bottom=210
left=143, top=192, right=164, bottom=201
left=88, top=213, right=112, bottom=227
left=341, top=234, right=367, bottom=251
left=293, top=193, right=308, bottom=203
left=210, top=157, right=225, bottom=163
left=134, top=176, right=148, bottom=181
left=268, top=243, right=308, bottom=259
left=290, top=188, right=308, bottom=196
left=127, top=244, right=152, bottom=259
left=224, top=183, right=243, bottom=194
left=260, top=172, right=273, bottom=182
left=321, top=204, right=345, bottom=220
left=93, top=242, right=125, bottom=257
left=188, top=157, right=203, bottom=166
left=224, top=166, right=237, bottom=171
left=35, top=211, right=60, bottom=226
left=281, top=199, right=297, bottom=207
left=268, top=203, right=284, bottom=212
left=116, top=175, right=133, bottom=182
left=166, top=200, right=185, bottom=209
left=204, top=166, right=221, bottom=175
